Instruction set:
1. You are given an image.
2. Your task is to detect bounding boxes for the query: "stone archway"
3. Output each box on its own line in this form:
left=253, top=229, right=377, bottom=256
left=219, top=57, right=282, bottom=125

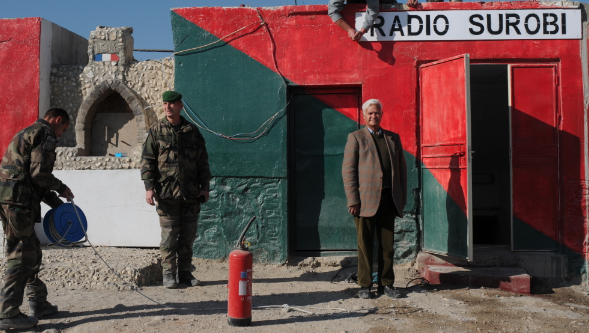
left=76, top=80, right=148, bottom=156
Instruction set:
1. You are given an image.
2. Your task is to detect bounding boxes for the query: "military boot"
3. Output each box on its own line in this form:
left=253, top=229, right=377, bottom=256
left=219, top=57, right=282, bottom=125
left=178, top=271, right=201, bottom=287
left=0, top=313, right=38, bottom=330
left=163, top=270, right=177, bottom=289
left=29, top=300, right=58, bottom=318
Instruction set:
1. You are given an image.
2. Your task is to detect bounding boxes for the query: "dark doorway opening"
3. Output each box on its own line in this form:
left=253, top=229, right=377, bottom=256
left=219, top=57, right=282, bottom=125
left=470, top=65, right=511, bottom=245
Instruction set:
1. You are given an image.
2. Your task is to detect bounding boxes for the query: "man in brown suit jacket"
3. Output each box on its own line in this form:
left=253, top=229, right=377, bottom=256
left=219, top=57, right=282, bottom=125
left=342, top=99, right=407, bottom=299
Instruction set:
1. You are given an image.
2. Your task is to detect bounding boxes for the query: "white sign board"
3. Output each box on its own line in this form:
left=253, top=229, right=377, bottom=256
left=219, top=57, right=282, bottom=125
left=356, top=9, right=582, bottom=41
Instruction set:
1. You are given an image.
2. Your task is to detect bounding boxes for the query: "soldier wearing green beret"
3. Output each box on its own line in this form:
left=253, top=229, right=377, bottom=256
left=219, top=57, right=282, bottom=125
left=0, top=108, right=74, bottom=329
left=141, top=91, right=211, bottom=289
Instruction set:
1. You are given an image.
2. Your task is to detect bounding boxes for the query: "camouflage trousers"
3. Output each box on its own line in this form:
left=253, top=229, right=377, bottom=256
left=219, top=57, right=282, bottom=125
left=156, top=199, right=199, bottom=273
left=0, top=204, right=47, bottom=319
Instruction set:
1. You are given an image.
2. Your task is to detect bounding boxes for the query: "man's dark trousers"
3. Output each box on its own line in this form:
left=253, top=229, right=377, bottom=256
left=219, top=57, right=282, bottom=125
left=0, top=205, right=48, bottom=318
left=156, top=199, right=199, bottom=273
left=354, top=188, right=397, bottom=288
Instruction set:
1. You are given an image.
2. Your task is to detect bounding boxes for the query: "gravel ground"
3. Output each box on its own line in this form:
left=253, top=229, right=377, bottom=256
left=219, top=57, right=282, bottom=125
left=0, top=246, right=587, bottom=333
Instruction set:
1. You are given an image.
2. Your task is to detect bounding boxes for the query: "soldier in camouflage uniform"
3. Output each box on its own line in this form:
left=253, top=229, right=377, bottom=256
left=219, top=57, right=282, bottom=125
left=0, top=108, right=74, bottom=329
left=141, top=91, right=211, bottom=289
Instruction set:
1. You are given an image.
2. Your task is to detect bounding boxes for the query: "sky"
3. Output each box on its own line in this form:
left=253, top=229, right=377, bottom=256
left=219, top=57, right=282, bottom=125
left=3, top=0, right=494, bottom=60
left=2, top=1, right=326, bottom=60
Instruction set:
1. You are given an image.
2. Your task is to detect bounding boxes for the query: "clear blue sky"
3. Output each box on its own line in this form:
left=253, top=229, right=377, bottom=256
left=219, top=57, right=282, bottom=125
left=4, top=0, right=495, bottom=60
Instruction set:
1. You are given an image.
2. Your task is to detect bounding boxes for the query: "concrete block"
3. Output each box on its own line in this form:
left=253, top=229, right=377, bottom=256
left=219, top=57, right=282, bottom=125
left=423, top=265, right=531, bottom=294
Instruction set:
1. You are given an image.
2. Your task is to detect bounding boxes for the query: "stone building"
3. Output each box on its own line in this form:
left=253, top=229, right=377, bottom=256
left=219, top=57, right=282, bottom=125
left=50, top=26, right=174, bottom=170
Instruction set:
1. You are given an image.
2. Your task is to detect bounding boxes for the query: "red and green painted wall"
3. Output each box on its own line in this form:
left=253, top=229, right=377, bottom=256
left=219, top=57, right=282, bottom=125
left=172, top=2, right=588, bottom=283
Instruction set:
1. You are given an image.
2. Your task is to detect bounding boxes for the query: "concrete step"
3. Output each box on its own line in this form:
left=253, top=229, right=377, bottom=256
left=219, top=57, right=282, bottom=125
left=470, top=245, right=567, bottom=279
left=422, top=264, right=531, bottom=294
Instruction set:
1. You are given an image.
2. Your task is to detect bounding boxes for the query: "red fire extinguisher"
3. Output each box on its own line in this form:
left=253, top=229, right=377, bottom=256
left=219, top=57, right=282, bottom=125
left=228, top=216, right=256, bottom=327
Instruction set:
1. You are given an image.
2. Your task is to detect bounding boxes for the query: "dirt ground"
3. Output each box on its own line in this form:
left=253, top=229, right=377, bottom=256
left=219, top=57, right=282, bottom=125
left=1, top=247, right=588, bottom=333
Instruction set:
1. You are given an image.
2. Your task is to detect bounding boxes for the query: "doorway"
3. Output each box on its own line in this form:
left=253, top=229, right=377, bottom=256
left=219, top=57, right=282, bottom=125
left=420, top=56, right=560, bottom=260
left=289, top=87, right=361, bottom=253
left=470, top=65, right=511, bottom=246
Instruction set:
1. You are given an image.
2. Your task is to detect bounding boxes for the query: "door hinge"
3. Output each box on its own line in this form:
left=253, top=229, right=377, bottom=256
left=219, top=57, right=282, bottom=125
left=555, top=75, right=560, bottom=86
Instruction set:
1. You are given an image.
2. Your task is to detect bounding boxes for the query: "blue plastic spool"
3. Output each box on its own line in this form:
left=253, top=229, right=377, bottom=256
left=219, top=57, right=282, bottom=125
left=42, top=203, right=88, bottom=246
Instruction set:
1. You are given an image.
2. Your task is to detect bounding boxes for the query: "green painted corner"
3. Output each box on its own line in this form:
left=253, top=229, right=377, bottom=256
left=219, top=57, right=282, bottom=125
left=403, top=151, right=419, bottom=215
left=421, top=167, right=469, bottom=259
left=194, top=177, right=287, bottom=263
left=172, top=11, right=288, bottom=178
left=512, top=216, right=558, bottom=251
left=513, top=217, right=587, bottom=282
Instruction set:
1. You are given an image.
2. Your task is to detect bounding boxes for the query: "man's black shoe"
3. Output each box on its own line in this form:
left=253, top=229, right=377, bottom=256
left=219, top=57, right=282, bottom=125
left=358, top=286, right=371, bottom=299
left=178, top=271, right=201, bottom=286
left=0, top=313, right=38, bottom=330
left=29, top=300, right=58, bottom=318
left=384, top=285, right=401, bottom=298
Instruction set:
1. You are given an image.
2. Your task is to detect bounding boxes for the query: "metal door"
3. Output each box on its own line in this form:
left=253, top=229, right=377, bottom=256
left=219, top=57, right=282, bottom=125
left=420, top=54, right=473, bottom=260
left=292, top=89, right=360, bottom=251
left=509, top=65, right=559, bottom=251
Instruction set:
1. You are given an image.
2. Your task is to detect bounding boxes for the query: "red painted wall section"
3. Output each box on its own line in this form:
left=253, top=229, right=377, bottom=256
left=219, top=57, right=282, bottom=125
left=0, top=17, right=42, bottom=155
left=174, top=3, right=588, bottom=260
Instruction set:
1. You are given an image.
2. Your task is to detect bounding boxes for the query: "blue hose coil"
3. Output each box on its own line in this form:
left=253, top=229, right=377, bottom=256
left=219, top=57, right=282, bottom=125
left=42, top=203, right=88, bottom=245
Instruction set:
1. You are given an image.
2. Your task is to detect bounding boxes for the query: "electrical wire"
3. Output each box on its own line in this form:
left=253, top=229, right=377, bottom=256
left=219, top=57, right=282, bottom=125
left=330, top=265, right=358, bottom=283
left=405, top=277, right=430, bottom=289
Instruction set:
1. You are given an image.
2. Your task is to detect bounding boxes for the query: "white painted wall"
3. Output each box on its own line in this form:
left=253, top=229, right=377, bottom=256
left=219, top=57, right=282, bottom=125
left=36, top=170, right=161, bottom=247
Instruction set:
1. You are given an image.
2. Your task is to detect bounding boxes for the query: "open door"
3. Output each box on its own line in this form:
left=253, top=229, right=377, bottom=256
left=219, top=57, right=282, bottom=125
left=509, top=65, right=559, bottom=251
left=420, top=54, right=473, bottom=260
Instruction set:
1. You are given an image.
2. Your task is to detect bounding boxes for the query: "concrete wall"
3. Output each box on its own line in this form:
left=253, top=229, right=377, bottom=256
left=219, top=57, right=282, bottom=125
left=37, top=170, right=160, bottom=247
left=39, top=18, right=88, bottom=118
left=172, top=10, right=289, bottom=263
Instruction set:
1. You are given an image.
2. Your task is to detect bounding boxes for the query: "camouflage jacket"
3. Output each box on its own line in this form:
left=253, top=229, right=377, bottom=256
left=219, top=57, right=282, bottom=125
left=141, top=116, right=211, bottom=201
left=0, top=119, right=66, bottom=221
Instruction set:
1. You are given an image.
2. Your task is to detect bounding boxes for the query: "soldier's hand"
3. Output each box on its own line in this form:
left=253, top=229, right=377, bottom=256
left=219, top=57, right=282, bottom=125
left=60, top=187, right=74, bottom=202
left=352, top=28, right=366, bottom=41
left=198, top=190, right=210, bottom=203
left=146, top=190, right=157, bottom=206
left=348, top=204, right=360, bottom=216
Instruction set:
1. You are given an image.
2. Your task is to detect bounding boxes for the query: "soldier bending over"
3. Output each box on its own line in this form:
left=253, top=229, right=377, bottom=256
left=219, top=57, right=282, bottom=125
left=0, top=108, right=74, bottom=329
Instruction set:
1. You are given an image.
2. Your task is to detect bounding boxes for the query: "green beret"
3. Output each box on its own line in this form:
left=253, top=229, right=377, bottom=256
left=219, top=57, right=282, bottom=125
left=162, top=91, right=182, bottom=102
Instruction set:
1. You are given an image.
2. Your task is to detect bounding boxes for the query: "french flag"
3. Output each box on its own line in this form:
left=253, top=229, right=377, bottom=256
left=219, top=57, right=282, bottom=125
left=94, top=54, right=120, bottom=61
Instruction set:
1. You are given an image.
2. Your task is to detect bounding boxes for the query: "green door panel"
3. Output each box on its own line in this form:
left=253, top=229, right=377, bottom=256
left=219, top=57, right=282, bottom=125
left=422, top=169, right=469, bottom=257
left=293, top=92, right=359, bottom=251
left=420, top=55, right=472, bottom=260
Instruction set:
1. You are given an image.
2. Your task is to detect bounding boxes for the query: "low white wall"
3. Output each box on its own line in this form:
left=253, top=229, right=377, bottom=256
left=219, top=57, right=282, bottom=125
left=36, top=170, right=160, bottom=247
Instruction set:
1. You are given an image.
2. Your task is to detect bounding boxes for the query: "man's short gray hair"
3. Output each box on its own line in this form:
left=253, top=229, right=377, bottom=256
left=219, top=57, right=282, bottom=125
left=362, top=99, right=383, bottom=113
